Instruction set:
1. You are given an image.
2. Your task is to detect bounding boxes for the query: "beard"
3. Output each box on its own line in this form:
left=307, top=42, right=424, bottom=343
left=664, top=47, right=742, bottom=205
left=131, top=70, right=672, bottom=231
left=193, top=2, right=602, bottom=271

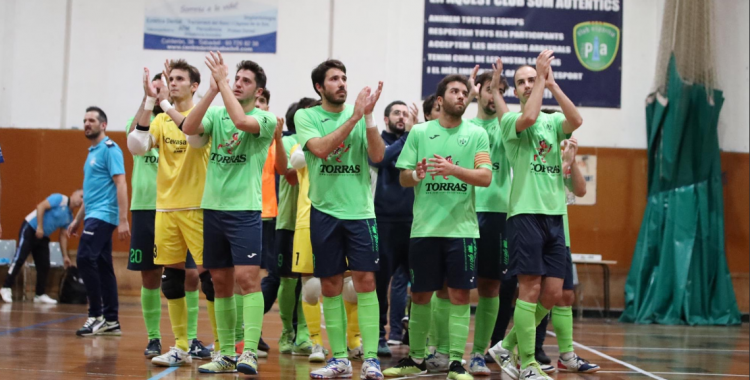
left=85, top=129, right=102, bottom=140
left=482, top=104, right=496, bottom=116
left=388, top=120, right=405, bottom=134
left=443, top=101, right=466, bottom=118
left=322, top=89, right=347, bottom=105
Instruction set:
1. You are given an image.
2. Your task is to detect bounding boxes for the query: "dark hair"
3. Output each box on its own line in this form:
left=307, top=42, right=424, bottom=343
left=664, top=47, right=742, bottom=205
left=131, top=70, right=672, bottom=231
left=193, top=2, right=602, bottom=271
left=236, top=60, right=267, bottom=89
left=475, top=72, right=510, bottom=94
left=260, top=88, right=271, bottom=104
left=169, top=59, right=201, bottom=85
left=285, top=97, right=320, bottom=133
left=86, top=106, right=107, bottom=123
left=541, top=108, right=561, bottom=114
left=152, top=73, right=162, bottom=82
left=311, top=60, right=346, bottom=96
left=513, top=64, right=535, bottom=85
left=384, top=100, right=407, bottom=118
left=436, top=74, right=470, bottom=98
left=423, top=94, right=437, bottom=120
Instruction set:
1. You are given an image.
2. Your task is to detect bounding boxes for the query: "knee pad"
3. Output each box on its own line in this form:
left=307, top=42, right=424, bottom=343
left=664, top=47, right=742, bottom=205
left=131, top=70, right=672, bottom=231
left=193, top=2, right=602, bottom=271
left=301, top=276, right=321, bottom=304
left=342, top=276, right=357, bottom=304
left=199, top=271, right=215, bottom=302
left=161, top=268, right=186, bottom=300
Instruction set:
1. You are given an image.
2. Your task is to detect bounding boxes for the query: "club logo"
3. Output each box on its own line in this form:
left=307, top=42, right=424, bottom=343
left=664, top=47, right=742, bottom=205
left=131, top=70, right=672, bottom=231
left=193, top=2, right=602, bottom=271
left=218, top=132, right=241, bottom=154
left=457, top=135, right=469, bottom=146
left=534, top=139, right=552, bottom=164
left=326, top=143, right=350, bottom=163
left=430, top=155, right=457, bottom=180
left=573, top=21, right=621, bottom=72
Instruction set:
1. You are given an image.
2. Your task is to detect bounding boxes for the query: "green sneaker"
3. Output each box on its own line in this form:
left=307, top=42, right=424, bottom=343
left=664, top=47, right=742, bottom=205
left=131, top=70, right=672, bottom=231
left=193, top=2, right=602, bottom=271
left=237, top=351, right=258, bottom=375
left=198, top=353, right=237, bottom=373
left=279, top=329, right=295, bottom=354
left=292, top=340, right=313, bottom=356
left=448, top=361, right=474, bottom=380
left=383, top=356, right=427, bottom=377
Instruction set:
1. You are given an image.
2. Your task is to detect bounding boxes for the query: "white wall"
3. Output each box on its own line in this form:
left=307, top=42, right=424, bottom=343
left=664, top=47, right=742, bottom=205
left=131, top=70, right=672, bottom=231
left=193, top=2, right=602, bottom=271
left=0, top=0, right=747, bottom=152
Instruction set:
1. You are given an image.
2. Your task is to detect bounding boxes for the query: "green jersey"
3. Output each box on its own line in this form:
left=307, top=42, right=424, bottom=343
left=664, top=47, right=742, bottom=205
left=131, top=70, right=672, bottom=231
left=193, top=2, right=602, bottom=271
left=396, top=120, right=491, bottom=238
left=470, top=117, right=511, bottom=213
left=200, top=106, right=276, bottom=211
left=295, top=105, right=374, bottom=220
left=127, top=116, right=158, bottom=210
left=500, top=111, right=570, bottom=218
left=276, top=134, right=299, bottom=230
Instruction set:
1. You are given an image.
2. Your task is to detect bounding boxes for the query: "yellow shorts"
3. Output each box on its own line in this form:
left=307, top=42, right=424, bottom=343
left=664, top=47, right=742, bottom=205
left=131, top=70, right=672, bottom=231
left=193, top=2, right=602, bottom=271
left=155, top=209, right=204, bottom=266
left=292, top=228, right=314, bottom=274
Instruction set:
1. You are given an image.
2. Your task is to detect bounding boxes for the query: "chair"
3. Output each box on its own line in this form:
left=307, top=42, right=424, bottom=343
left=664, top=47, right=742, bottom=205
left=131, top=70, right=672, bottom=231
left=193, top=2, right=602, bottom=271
left=23, top=242, right=66, bottom=300
left=0, top=239, right=17, bottom=266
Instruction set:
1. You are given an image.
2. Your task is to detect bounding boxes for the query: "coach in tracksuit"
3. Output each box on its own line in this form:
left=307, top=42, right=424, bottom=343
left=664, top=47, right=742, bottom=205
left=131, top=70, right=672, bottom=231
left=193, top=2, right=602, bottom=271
left=369, top=101, right=418, bottom=356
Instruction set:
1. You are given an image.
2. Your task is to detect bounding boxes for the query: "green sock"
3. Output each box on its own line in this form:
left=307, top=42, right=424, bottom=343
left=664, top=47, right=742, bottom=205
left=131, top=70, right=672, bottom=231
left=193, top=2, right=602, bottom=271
left=426, top=293, right=438, bottom=347
left=356, top=291, right=379, bottom=359
left=186, top=290, right=199, bottom=341
left=323, top=295, right=348, bottom=359
left=435, top=297, right=451, bottom=354
left=501, top=301, right=550, bottom=351
left=472, top=296, right=499, bottom=354
left=141, top=287, right=161, bottom=340
left=214, top=296, right=237, bottom=356
left=551, top=306, right=574, bottom=354
left=515, top=300, right=549, bottom=369
left=449, top=302, right=471, bottom=363
left=295, top=292, right=310, bottom=344
left=408, top=302, right=431, bottom=360
left=278, top=278, right=298, bottom=332
left=234, top=293, right=244, bottom=343
left=243, top=292, right=264, bottom=353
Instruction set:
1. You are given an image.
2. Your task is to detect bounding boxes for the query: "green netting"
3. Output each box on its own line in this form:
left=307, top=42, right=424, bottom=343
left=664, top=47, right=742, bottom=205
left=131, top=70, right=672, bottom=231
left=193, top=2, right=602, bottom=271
left=621, top=56, right=741, bottom=325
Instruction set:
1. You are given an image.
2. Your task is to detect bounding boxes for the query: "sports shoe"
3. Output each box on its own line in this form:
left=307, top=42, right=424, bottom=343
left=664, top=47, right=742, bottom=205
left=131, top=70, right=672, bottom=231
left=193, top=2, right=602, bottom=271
left=557, top=354, right=600, bottom=373
left=310, top=357, right=352, bottom=379
left=488, top=341, right=518, bottom=380
left=309, top=343, right=327, bottom=362
left=237, top=350, right=258, bottom=375
left=76, top=316, right=104, bottom=337
left=34, top=294, right=57, bottom=304
left=448, top=360, right=474, bottom=380
left=293, top=340, right=314, bottom=356
left=190, top=339, right=211, bottom=359
left=469, top=352, right=491, bottom=376
left=198, top=352, right=237, bottom=373
left=377, top=339, right=392, bottom=357
left=152, top=346, right=192, bottom=367
left=425, top=350, right=450, bottom=373
left=519, top=362, right=552, bottom=379
left=361, top=358, right=384, bottom=379
left=0, top=287, right=12, bottom=303
left=258, top=336, right=270, bottom=351
left=484, top=352, right=495, bottom=364
left=144, top=339, right=162, bottom=358
left=535, top=347, right=551, bottom=365
left=279, top=329, right=295, bottom=354
left=348, top=345, right=364, bottom=361
left=382, top=356, right=427, bottom=376
left=541, top=363, right=556, bottom=374
left=97, top=320, right=122, bottom=336
left=386, top=339, right=402, bottom=346
left=257, top=349, right=268, bottom=358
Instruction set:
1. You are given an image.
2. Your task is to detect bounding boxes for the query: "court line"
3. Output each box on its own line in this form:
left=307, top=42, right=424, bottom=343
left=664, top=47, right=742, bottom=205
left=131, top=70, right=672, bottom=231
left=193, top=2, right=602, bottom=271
left=547, top=331, right=667, bottom=380
left=0, top=315, right=83, bottom=336
left=575, top=345, right=749, bottom=354
left=147, top=367, right=179, bottom=380
left=600, top=370, right=750, bottom=378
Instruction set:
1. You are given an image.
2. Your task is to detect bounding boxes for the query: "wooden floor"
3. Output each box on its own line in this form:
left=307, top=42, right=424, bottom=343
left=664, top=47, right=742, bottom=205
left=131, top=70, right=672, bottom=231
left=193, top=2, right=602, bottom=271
left=1, top=298, right=748, bottom=380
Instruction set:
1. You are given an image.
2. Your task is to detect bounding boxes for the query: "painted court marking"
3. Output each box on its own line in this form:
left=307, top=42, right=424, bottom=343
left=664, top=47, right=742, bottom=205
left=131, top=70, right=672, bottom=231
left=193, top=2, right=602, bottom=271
left=147, top=367, right=179, bottom=380
left=0, top=315, right=83, bottom=336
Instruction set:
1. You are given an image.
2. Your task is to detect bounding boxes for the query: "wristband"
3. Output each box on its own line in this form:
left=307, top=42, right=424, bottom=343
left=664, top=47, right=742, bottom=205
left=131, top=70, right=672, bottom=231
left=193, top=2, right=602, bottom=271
left=365, top=113, right=377, bottom=129
left=159, top=99, right=173, bottom=113
left=144, top=96, right=156, bottom=111
left=412, top=170, right=422, bottom=182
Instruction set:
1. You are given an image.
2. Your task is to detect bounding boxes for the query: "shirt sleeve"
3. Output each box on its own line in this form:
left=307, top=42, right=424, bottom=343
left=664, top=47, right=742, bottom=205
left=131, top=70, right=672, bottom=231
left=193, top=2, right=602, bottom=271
left=107, top=145, right=126, bottom=177
left=552, top=112, right=570, bottom=141
left=201, top=106, right=218, bottom=136
left=474, top=129, right=492, bottom=170
left=295, top=109, right=321, bottom=151
left=500, top=112, right=522, bottom=143
left=395, top=129, right=418, bottom=170
left=46, top=193, right=64, bottom=208
left=253, top=110, right=277, bottom=139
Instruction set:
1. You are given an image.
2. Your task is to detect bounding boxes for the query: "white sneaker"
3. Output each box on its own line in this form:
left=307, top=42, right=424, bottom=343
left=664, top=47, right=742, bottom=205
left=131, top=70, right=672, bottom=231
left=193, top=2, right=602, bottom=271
left=347, top=345, right=363, bottom=361
left=310, top=357, right=352, bottom=379
left=519, top=362, right=552, bottom=380
left=488, top=341, right=518, bottom=380
left=152, top=346, right=192, bottom=367
left=386, top=339, right=402, bottom=346
left=309, top=343, right=327, bottom=362
left=256, top=349, right=268, bottom=358
left=425, top=350, right=450, bottom=373
left=469, top=352, right=491, bottom=375
left=34, top=294, right=58, bottom=304
left=0, top=288, right=12, bottom=303
left=360, top=358, right=383, bottom=380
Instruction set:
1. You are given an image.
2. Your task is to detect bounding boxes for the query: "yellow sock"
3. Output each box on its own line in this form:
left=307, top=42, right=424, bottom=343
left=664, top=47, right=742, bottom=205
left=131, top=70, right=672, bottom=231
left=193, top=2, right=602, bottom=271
left=302, top=300, right=323, bottom=345
left=167, top=298, right=189, bottom=352
left=344, top=299, right=361, bottom=349
left=207, top=300, right=219, bottom=348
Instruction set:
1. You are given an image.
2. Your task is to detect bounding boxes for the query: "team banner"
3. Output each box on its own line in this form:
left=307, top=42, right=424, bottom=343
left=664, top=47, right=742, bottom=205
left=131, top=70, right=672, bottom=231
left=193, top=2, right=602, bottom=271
left=144, top=0, right=278, bottom=53
left=422, top=0, right=623, bottom=108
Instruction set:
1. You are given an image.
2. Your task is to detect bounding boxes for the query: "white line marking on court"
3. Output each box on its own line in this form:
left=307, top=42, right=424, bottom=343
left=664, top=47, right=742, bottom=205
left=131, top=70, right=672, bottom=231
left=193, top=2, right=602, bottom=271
left=547, top=331, right=667, bottom=380
left=600, top=370, right=750, bottom=378
left=543, top=344, right=749, bottom=354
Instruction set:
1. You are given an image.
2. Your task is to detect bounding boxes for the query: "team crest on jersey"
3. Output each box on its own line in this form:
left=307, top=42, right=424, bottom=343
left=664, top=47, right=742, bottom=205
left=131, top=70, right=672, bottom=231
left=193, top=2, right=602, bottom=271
left=431, top=155, right=458, bottom=180
left=457, top=135, right=469, bottom=146
left=326, top=143, right=350, bottom=163
left=218, top=133, right=242, bottom=154
left=534, top=139, right=552, bottom=163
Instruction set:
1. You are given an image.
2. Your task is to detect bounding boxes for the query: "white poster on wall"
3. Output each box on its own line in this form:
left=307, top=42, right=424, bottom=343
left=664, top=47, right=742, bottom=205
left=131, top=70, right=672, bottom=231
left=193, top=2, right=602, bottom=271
left=575, top=154, right=597, bottom=205
left=144, top=0, right=278, bottom=53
